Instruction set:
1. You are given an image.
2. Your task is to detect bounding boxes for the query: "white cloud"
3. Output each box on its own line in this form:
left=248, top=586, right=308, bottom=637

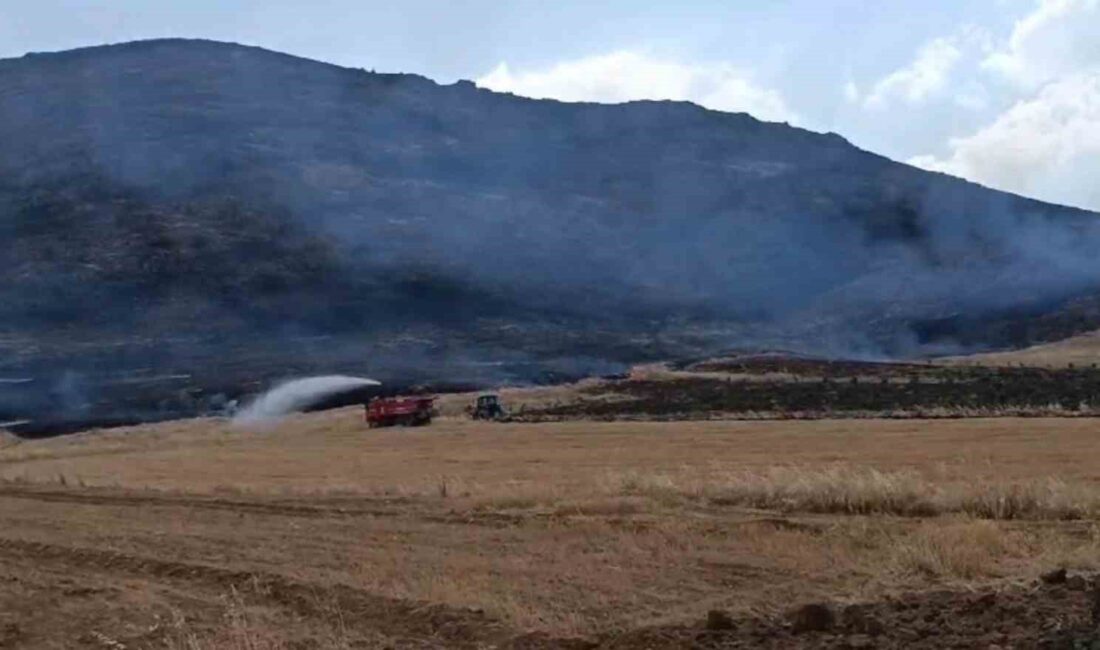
left=476, top=51, right=798, bottom=124
left=908, top=72, right=1100, bottom=209
left=953, top=82, right=991, bottom=111
left=982, top=0, right=1100, bottom=88
left=843, top=80, right=860, bottom=103
left=862, top=37, right=963, bottom=108
left=877, top=4, right=1100, bottom=209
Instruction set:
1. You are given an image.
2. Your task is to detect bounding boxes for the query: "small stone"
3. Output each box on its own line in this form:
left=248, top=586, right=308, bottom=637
left=1040, top=568, right=1067, bottom=584
left=845, top=634, right=874, bottom=649
left=790, top=603, right=835, bottom=633
left=1066, top=575, right=1087, bottom=591
left=705, top=609, right=735, bottom=631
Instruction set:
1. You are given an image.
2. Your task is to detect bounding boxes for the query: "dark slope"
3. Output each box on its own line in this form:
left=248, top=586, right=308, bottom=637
left=2, top=38, right=1100, bottom=428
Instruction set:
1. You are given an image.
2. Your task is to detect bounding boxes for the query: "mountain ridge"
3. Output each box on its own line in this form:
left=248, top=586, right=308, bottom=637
left=3, top=38, right=1100, bottom=430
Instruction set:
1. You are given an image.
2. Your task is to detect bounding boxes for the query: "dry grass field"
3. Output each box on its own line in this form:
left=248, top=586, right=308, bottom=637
left=943, top=329, right=1100, bottom=368
left=2, top=411, right=1100, bottom=647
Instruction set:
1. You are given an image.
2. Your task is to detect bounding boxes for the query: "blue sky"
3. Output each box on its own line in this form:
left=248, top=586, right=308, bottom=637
left=2, top=0, right=1098, bottom=210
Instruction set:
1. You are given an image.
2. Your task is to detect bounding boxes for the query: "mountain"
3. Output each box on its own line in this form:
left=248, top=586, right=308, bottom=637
left=3, top=38, right=1100, bottom=430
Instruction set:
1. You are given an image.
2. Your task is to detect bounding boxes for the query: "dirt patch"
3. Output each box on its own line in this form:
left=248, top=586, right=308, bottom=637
left=4, top=531, right=1098, bottom=647
left=601, top=578, right=1100, bottom=648
left=0, top=536, right=532, bottom=649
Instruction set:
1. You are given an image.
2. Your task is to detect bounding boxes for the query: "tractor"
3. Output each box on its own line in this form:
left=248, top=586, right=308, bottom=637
left=469, top=393, right=507, bottom=421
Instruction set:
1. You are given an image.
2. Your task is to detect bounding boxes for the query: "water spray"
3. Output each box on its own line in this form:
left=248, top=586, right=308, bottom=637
left=233, top=375, right=380, bottom=424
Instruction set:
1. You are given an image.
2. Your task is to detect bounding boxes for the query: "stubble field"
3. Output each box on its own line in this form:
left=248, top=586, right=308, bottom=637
left=2, top=411, right=1100, bottom=648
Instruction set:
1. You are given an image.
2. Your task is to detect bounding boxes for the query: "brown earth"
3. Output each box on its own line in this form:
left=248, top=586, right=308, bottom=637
left=2, top=412, right=1100, bottom=647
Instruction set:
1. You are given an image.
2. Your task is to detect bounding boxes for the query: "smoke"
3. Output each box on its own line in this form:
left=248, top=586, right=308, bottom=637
left=7, top=35, right=1100, bottom=433
left=233, top=375, right=380, bottom=424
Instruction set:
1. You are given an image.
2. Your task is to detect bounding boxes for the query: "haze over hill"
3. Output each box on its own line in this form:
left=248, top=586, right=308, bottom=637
left=3, top=38, right=1100, bottom=429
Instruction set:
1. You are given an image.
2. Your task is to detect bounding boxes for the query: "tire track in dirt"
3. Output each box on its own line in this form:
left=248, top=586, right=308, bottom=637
left=0, top=485, right=541, bottom=527
left=3, top=485, right=972, bottom=538
left=0, top=536, right=593, bottom=649
left=0, top=486, right=830, bottom=536
left=0, top=485, right=399, bottom=518
left=0, top=485, right=734, bottom=532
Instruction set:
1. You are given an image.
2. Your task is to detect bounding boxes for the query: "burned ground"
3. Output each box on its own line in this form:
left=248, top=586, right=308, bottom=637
left=8, top=39, right=1100, bottom=435
left=520, top=355, right=1100, bottom=420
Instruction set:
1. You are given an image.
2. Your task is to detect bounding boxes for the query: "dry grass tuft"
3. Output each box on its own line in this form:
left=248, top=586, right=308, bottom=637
left=609, top=466, right=1100, bottom=520
left=551, top=496, right=648, bottom=517
left=888, top=519, right=1028, bottom=579
left=953, top=479, right=1099, bottom=520
left=163, top=589, right=296, bottom=650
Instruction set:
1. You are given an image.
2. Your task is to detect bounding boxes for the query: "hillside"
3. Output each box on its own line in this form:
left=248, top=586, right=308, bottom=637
left=3, top=38, right=1100, bottom=429
left=945, top=329, right=1100, bottom=368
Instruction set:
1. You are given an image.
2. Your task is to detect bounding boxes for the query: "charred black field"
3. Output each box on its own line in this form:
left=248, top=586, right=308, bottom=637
left=516, top=354, right=1100, bottom=420
left=13, top=351, right=1100, bottom=437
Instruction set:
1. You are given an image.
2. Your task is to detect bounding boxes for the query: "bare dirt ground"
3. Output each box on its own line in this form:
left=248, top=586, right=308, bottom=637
left=2, top=412, right=1100, bottom=647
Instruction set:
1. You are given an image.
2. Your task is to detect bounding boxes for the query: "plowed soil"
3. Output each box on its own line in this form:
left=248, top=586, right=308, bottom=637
left=608, top=579, right=1100, bottom=648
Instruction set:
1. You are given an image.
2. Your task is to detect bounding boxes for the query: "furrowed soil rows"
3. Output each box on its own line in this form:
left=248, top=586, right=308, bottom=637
left=5, top=535, right=1097, bottom=648
left=0, top=536, right=591, bottom=649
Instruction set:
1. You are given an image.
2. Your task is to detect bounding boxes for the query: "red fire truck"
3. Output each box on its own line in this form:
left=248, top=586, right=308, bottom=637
left=364, top=396, right=435, bottom=428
